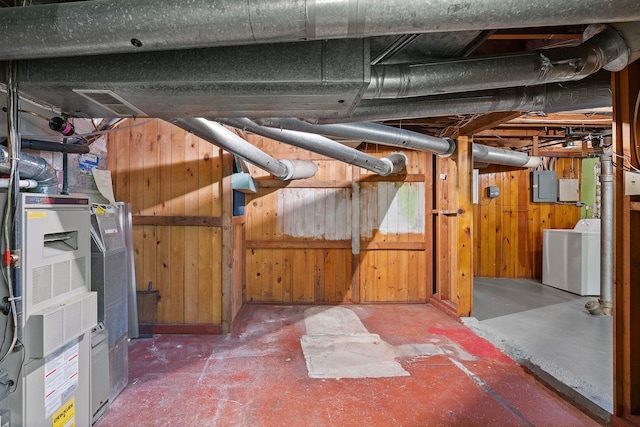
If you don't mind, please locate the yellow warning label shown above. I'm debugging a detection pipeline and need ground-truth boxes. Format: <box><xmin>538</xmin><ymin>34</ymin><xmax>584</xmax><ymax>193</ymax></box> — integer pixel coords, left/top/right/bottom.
<box><xmin>52</xmin><ymin>397</ymin><xmax>75</xmax><ymax>427</ymax></box>
<box><xmin>27</xmin><ymin>211</ymin><xmax>46</xmax><ymax>219</ymax></box>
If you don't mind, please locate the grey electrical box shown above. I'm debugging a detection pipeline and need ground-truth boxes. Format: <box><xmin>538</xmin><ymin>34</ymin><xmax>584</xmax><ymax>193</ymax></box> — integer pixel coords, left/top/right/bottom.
<box><xmin>486</xmin><ymin>186</ymin><xmax>500</xmax><ymax>199</ymax></box>
<box><xmin>558</xmin><ymin>178</ymin><xmax>579</xmax><ymax>201</ymax></box>
<box><xmin>531</xmin><ymin>171</ymin><xmax>558</xmax><ymax>202</ymax></box>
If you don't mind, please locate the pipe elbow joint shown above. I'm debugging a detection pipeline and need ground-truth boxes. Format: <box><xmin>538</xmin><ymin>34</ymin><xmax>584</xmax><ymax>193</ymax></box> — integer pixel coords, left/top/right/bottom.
<box><xmin>379</xmin><ymin>152</ymin><xmax>408</xmax><ymax>176</ymax></box>
<box><xmin>583</xmin><ymin>24</ymin><xmax>630</xmax><ymax>72</ymax></box>
<box><xmin>438</xmin><ymin>138</ymin><xmax>457</xmax><ymax>158</ymax></box>
<box><xmin>280</xmin><ymin>159</ymin><xmax>318</xmax><ymax>180</ymax></box>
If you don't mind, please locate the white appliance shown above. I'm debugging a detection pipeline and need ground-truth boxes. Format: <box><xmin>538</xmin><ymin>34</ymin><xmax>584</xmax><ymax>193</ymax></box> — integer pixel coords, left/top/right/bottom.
<box><xmin>542</xmin><ymin>219</ymin><xmax>600</xmax><ymax>296</ymax></box>
<box><xmin>0</xmin><ymin>193</ymin><xmax>96</xmax><ymax>427</ymax></box>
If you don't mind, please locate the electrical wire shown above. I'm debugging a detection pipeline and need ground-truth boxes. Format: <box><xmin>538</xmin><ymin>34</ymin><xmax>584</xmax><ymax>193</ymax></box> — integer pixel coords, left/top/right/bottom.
<box><xmin>0</xmin><ymin>307</ymin><xmax>10</xmax><ymax>354</ymax></box>
<box><xmin>9</xmin><ymin>340</ymin><xmax>24</xmax><ymax>393</ymax></box>
<box><xmin>612</xmin><ymin>152</ymin><xmax>640</xmax><ymax>173</ymax></box>
<box><xmin>633</xmin><ymin>88</ymin><xmax>640</xmax><ymax>166</ymax></box>
<box><xmin>1</xmin><ymin>61</ymin><xmax>21</xmax><ymax>364</ymax></box>
<box><xmin>18</xmin><ymin>118</ymin><xmax>154</xmax><ymax>142</ymax></box>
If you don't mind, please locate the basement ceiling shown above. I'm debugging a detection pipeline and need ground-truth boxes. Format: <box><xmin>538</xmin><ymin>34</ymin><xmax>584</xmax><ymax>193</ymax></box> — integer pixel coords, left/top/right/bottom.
<box><xmin>1</xmin><ymin>0</ymin><xmax>636</xmax><ymax>156</ymax></box>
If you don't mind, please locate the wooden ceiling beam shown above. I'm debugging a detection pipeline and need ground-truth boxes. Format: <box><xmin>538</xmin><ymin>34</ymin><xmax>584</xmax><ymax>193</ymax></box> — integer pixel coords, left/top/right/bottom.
<box><xmin>457</xmin><ymin>111</ymin><xmax>523</xmax><ymax>136</ymax></box>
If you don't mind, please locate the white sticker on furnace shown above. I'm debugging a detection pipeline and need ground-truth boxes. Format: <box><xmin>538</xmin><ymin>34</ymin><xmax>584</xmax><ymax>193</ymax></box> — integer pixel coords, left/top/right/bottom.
<box><xmin>44</xmin><ymin>342</ymin><xmax>79</xmax><ymax>419</ymax></box>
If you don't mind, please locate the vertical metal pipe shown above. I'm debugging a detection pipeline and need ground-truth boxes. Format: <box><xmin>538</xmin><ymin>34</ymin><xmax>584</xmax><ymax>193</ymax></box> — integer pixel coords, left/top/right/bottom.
<box><xmin>62</xmin><ymin>138</ymin><xmax>69</xmax><ymax>195</ymax></box>
<box><xmin>599</xmin><ymin>152</ymin><xmax>614</xmax><ymax>315</ymax></box>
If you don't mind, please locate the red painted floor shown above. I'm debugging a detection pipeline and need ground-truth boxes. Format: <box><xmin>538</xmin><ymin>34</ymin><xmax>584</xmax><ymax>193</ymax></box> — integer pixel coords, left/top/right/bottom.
<box><xmin>95</xmin><ymin>304</ymin><xmax>601</xmax><ymax>426</ymax></box>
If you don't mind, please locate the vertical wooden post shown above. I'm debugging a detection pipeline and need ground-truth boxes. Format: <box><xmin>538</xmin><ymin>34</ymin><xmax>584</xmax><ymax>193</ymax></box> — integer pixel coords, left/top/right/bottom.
<box><xmin>424</xmin><ymin>152</ymin><xmax>434</xmax><ymax>299</ymax></box>
<box><xmin>455</xmin><ymin>136</ymin><xmax>474</xmax><ymax>317</ymax></box>
<box><xmin>532</xmin><ymin>135</ymin><xmax>539</xmax><ymax>157</ymax></box>
<box><xmin>221</xmin><ymin>151</ymin><xmax>234</xmax><ymax>333</ymax></box>
<box><xmin>612</xmin><ymin>61</ymin><xmax>640</xmax><ymax>422</ymax></box>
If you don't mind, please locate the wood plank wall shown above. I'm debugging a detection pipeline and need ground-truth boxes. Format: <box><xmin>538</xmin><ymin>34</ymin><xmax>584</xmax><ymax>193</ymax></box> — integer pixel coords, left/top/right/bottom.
<box><xmin>358</xmin><ymin>144</ymin><xmax>432</xmax><ymax>303</ymax></box>
<box><xmin>612</xmin><ymin>63</ymin><xmax>640</xmax><ymax>423</ymax></box>
<box><xmin>473</xmin><ymin>158</ymin><xmax>582</xmax><ymax>279</ymax></box>
<box><xmin>431</xmin><ymin>137</ymin><xmax>474</xmax><ymax>317</ymax></box>
<box><xmin>107</xmin><ymin>119</ymin><xmax>224</xmax><ymax>326</ymax></box>
<box><xmin>242</xmin><ymin>133</ymin><xmax>433</xmax><ymax>303</ymax></box>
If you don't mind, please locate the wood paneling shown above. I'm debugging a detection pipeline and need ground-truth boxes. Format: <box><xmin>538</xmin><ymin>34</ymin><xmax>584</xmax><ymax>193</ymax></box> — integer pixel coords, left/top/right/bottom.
<box><xmin>243</xmin><ymin>138</ymin><xmax>433</xmax><ymax>304</ymax></box>
<box><xmin>107</xmin><ymin>119</ymin><xmax>224</xmax><ymax>325</ymax></box>
<box><xmin>612</xmin><ymin>63</ymin><xmax>640</xmax><ymax>423</ymax></box>
<box><xmin>432</xmin><ymin>137</ymin><xmax>473</xmax><ymax>317</ymax></box>
<box><xmin>246</xmin><ymin>248</ymin><xmax>353</xmax><ymax>303</ymax></box>
<box><xmin>473</xmin><ymin>159</ymin><xmax>582</xmax><ymax>279</ymax></box>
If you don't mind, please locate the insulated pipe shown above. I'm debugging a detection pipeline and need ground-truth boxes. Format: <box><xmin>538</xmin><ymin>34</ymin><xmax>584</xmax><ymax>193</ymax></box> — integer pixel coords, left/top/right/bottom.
<box><xmin>259</xmin><ymin>118</ymin><xmax>540</xmax><ymax>168</ymax></box>
<box><xmin>0</xmin><ymin>145</ymin><xmax>59</xmax><ymax>194</ymax></box>
<box><xmin>0</xmin><ymin>179</ymin><xmax>38</xmax><ymax>189</ymax></box>
<box><xmin>219</xmin><ymin>118</ymin><xmax>407</xmax><ymax>176</ymax></box>
<box><xmin>586</xmin><ymin>153</ymin><xmax>614</xmax><ymax>316</ymax></box>
<box><xmin>24</xmin><ymin>139</ymin><xmax>90</xmax><ymax>154</ymax></box>
<box><xmin>333</xmin><ymin>79</ymin><xmax>612</xmax><ymax>123</ymax></box>
<box><xmin>170</xmin><ymin>118</ymin><xmax>317</xmax><ymax>180</ymax></box>
<box><xmin>256</xmin><ymin>118</ymin><xmax>456</xmax><ymax>157</ymax></box>
<box><xmin>1</xmin><ymin>1</ymin><xmax>640</xmax><ymax>60</ymax></box>
<box><xmin>472</xmin><ymin>144</ymin><xmax>541</xmax><ymax>168</ymax></box>
<box><xmin>365</xmin><ymin>25</ymin><xmax>631</xmax><ymax>99</ymax></box>
<box><xmin>0</xmin><ymin>139</ymin><xmax>91</xmax><ymax>154</ymax></box>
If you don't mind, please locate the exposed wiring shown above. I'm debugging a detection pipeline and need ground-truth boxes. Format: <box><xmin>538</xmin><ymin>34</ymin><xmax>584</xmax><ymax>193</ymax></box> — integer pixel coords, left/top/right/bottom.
<box><xmin>554</xmin><ymin>201</ymin><xmax>583</xmax><ymax>205</ymax></box>
<box><xmin>1</xmin><ymin>61</ymin><xmax>20</xmax><ymax>363</ymax></box>
<box><xmin>612</xmin><ymin>152</ymin><xmax>640</xmax><ymax>173</ymax></box>
<box><xmin>18</xmin><ymin>118</ymin><xmax>154</xmax><ymax>142</ymax></box>
<box><xmin>633</xmin><ymin>88</ymin><xmax>640</xmax><ymax>166</ymax></box>
<box><xmin>478</xmin><ymin>197</ymin><xmax>494</xmax><ymax>207</ymax></box>
<box><xmin>8</xmin><ymin>340</ymin><xmax>24</xmax><ymax>393</ymax></box>
<box><xmin>1</xmin><ymin>107</ymin><xmax>49</xmax><ymax>122</ymax></box>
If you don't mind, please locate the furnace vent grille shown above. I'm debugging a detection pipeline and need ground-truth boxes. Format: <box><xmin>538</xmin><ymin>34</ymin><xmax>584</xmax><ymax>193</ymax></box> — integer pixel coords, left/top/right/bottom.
<box><xmin>53</xmin><ymin>260</ymin><xmax>70</xmax><ymax>297</ymax></box>
<box><xmin>32</xmin><ymin>264</ymin><xmax>51</xmax><ymax>305</ymax></box>
<box><xmin>72</xmin><ymin>89</ymin><xmax>147</xmax><ymax>117</ymax></box>
<box><xmin>71</xmin><ymin>257</ymin><xmax>86</xmax><ymax>290</ymax></box>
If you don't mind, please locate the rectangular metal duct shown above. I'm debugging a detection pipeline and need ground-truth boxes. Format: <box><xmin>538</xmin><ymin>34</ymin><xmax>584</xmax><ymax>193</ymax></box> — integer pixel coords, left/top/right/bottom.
<box><xmin>17</xmin><ymin>39</ymin><xmax>369</xmax><ymax>119</ymax></box>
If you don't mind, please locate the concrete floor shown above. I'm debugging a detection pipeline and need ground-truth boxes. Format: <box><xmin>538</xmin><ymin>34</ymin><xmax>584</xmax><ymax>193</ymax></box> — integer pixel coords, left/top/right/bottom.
<box><xmin>96</xmin><ymin>304</ymin><xmax>598</xmax><ymax>426</ymax></box>
<box><xmin>468</xmin><ymin>277</ymin><xmax>613</xmax><ymax>419</ymax></box>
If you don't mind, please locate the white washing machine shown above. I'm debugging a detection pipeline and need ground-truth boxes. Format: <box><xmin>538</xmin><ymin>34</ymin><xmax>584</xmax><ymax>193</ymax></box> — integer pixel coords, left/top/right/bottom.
<box><xmin>542</xmin><ymin>219</ymin><xmax>600</xmax><ymax>296</ymax></box>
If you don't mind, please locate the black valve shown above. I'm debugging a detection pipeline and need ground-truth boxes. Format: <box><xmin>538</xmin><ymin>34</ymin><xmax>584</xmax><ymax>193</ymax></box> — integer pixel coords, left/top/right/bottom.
<box><xmin>48</xmin><ymin>116</ymin><xmax>75</xmax><ymax>136</ymax></box>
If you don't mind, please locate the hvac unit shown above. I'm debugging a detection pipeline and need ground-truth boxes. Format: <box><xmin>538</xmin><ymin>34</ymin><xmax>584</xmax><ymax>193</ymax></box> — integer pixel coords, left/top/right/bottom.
<box><xmin>0</xmin><ymin>194</ymin><xmax>96</xmax><ymax>427</ymax></box>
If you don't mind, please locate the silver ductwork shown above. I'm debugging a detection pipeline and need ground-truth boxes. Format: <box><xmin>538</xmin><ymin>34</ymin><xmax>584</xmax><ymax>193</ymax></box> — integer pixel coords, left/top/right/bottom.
<box><xmin>335</xmin><ymin>79</ymin><xmax>612</xmax><ymax>123</ymax></box>
<box><xmin>0</xmin><ymin>145</ymin><xmax>59</xmax><ymax>194</ymax></box>
<box><xmin>257</xmin><ymin>118</ymin><xmax>541</xmax><ymax>168</ymax></box>
<box><xmin>365</xmin><ymin>24</ymin><xmax>631</xmax><ymax>99</ymax></box>
<box><xmin>1</xmin><ymin>0</ymin><xmax>640</xmax><ymax>60</ymax></box>
<box><xmin>170</xmin><ymin>118</ymin><xmax>318</xmax><ymax>181</ymax></box>
<box><xmin>472</xmin><ymin>144</ymin><xmax>541</xmax><ymax>168</ymax></box>
<box><xmin>218</xmin><ymin>118</ymin><xmax>407</xmax><ymax>176</ymax></box>
<box><xmin>256</xmin><ymin>118</ymin><xmax>456</xmax><ymax>157</ymax></box>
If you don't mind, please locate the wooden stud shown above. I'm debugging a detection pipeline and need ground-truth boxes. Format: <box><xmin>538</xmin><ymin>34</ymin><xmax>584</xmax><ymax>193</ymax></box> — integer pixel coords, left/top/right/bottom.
<box><xmin>221</xmin><ymin>152</ymin><xmax>234</xmax><ymax>332</ymax></box>
<box><xmin>132</xmin><ymin>215</ymin><xmax>223</xmax><ymax>227</ymax></box>
<box><xmin>612</xmin><ymin>62</ymin><xmax>640</xmax><ymax>422</ymax></box>
<box><xmin>532</xmin><ymin>135</ymin><xmax>539</xmax><ymax>157</ymax></box>
<box><xmin>455</xmin><ymin>136</ymin><xmax>474</xmax><ymax>317</ymax></box>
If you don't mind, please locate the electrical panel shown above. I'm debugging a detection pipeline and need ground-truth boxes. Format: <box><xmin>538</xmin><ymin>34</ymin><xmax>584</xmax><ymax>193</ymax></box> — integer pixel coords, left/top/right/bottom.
<box><xmin>531</xmin><ymin>171</ymin><xmax>558</xmax><ymax>202</ymax></box>
<box><xmin>624</xmin><ymin>171</ymin><xmax>640</xmax><ymax>196</ymax></box>
<box><xmin>558</xmin><ymin>178</ymin><xmax>580</xmax><ymax>201</ymax></box>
